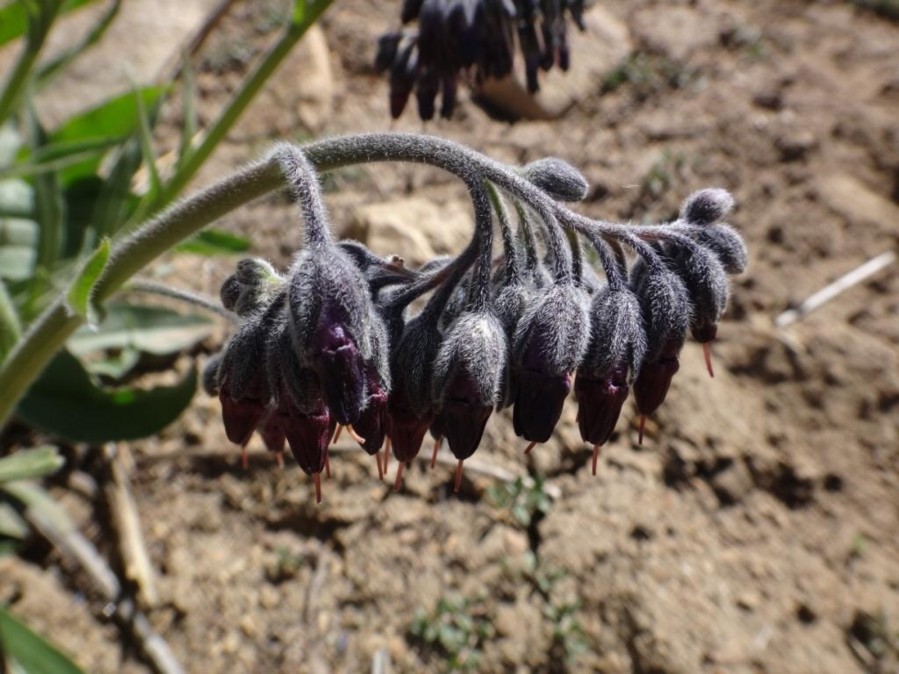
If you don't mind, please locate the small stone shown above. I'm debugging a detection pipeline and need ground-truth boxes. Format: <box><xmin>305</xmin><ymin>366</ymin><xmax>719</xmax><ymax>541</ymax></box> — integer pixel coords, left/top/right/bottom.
<box><xmin>710</xmin><ymin>461</ymin><xmax>754</xmax><ymax>506</ymax></box>
<box><xmin>736</xmin><ymin>591</ymin><xmax>759</xmax><ymax>611</ymax></box>
<box><xmin>349</xmin><ymin>197</ymin><xmax>471</xmax><ymax>267</ymax></box>
<box><xmin>776</xmin><ymin>129</ymin><xmax>817</xmax><ymax>161</ymax></box>
<box><xmin>259</xmin><ymin>585</ymin><xmax>279</xmax><ymax>609</ymax></box>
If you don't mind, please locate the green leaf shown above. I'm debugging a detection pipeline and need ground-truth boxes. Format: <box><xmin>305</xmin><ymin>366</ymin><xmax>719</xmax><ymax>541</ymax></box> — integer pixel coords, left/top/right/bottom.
<box><xmin>0</xmin><ymin>606</ymin><xmax>87</xmax><ymax>674</ymax></box>
<box><xmin>84</xmin><ymin>345</ymin><xmax>140</xmax><ymax>380</ymax></box>
<box><xmin>26</xmin><ymin>105</ymin><xmax>65</xmax><ymax>275</ymax></box>
<box><xmin>0</xmin><ymin>502</ymin><xmax>28</xmax><ymax>539</ymax></box>
<box><xmin>177</xmin><ymin>53</ymin><xmax>198</xmax><ymax>169</ymax></box>
<box><xmin>66</xmin><ymin>237</ymin><xmax>109</xmax><ymax>323</ymax></box>
<box><xmin>36</xmin><ymin>0</ymin><xmax>121</xmax><ymax>86</ymax></box>
<box><xmin>175</xmin><ymin>229</ymin><xmax>251</xmax><ymax>256</ymax></box>
<box><xmin>16</xmin><ymin>349</ymin><xmax>198</xmax><ymax>443</ymax></box>
<box><xmin>292</xmin><ymin>0</ymin><xmax>308</xmax><ymax>25</ymax></box>
<box><xmin>133</xmin><ymin>85</ymin><xmax>161</xmax><ymax>198</ymax></box>
<box><xmin>0</xmin><ymin>215</ymin><xmax>38</xmax><ymax>284</ymax></box>
<box><xmin>90</xmin><ymin>136</ymin><xmax>143</xmax><ymax>238</ymax></box>
<box><xmin>50</xmin><ymin>86</ymin><xmax>167</xmax><ymax>147</ymax></box>
<box><xmin>1</xmin><ymin>135</ymin><xmax>137</xmax><ymax>186</ymax></box>
<box><xmin>67</xmin><ymin>303</ymin><xmax>214</xmax><ymax>356</ymax></box>
<box><xmin>0</xmin><ymin>446</ymin><xmax>63</xmax><ymax>483</ymax></box>
<box><xmin>0</xmin><ymin>0</ymin><xmax>99</xmax><ymax>48</ymax></box>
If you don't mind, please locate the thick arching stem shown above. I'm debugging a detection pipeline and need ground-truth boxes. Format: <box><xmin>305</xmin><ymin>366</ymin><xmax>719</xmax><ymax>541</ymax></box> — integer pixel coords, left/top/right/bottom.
<box><xmin>272</xmin><ymin>143</ymin><xmax>333</xmax><ymax>247</ymax></box>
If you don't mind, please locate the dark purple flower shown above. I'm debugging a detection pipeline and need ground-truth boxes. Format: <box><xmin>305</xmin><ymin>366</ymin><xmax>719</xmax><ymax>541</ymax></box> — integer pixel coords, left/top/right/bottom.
<box><xmin>309</xmin><ymin>319</ymin><xmax>365</xmax><ymax>426</ymax></box>
<box><xmin>510</xmin><ymin>282</ymin><xmax>590</xmax><ymax>446</ymax></box>
<box><xmin>575</xmin><ymin>367</ymin><xmax>629</xmax><ymax>474</ymax></box>
<box><xmin>388</xmin><ymin>389</ymin><xmax>435</xmax><ymax>466</ymax></box>
<box><xmin>288</xmin><ymin>246</ymin><xmax>379</xmax><ymax>428</ymax></box>
<box><xmin>512</xmin><ymin>368</ymin><xmax>572</xmax><ymax>445</ymax></box>
<box><xmin>352</xmin><ymin>369</ymin><xmax>389</xmax><ymax>457</ymax></box>
<box><xmin>633</xmin><ymin>340</ymin><xmax>681</xmax><ymax>443</ymax></box>
<box><xmin>216</xmin><ymin>293</ymin><xmax>284</xmax><ymax>452</ymax></box>
<box><xmin>219</xmin><ymin>376</ymin><xmax>267</xmax><ymax>448</ymax></box>
<box><xmin>575</xmin><ymin>286</ymin><xmax>645</xmax><ymax>466</ymax></box>
<box><xmin>432</xmin><ymin>313</ymin><xmax>506</xmax><ymax>460</ymax></box>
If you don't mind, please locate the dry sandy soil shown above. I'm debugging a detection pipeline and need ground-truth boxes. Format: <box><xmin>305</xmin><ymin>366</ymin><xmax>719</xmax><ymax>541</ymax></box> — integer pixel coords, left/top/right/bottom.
<box><xmin>2</xmin><ymin>0</ymin><xmax>899</xmax><ymax>673</ymax></box>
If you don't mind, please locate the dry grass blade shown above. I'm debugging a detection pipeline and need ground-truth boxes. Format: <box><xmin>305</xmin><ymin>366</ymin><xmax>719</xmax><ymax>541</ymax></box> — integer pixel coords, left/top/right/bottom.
<box><xmin>775</xmin><ymin>251</ymin><xmax>896</xmax><ymax>328</ymax></box>
<box><xmin>104</xmin><ymin>444</ymin><xmax>159</xmax><ymax>607</ymax></box>
<box><xmin>4</xmin><ymin>481</ymin><xmax>184</xmax><ymax>674</ymax></box>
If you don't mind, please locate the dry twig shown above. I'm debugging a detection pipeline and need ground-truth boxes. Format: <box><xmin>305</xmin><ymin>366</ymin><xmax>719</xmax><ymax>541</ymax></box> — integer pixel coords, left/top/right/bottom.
<box><xmin>775</xmin><ymin>251</ymin><xmax>896</xmax><ymax>328</ymax></box>
<box><xmin>103</xmin><ymin>444</ymin><xmax>159</xmax><ymax>607</ymax></box>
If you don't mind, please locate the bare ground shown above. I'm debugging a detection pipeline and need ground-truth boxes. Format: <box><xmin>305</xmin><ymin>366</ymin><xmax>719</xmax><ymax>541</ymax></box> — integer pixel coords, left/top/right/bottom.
<box><xmin>2</xmin><ymin>1</ymin><xmax>899</xmax><ymax>673</ymax></box>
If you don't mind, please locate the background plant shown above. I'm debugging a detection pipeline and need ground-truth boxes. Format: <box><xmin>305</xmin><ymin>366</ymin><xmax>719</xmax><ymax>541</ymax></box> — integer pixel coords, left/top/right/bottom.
<box><xmin>0</xmin><ymin>1</ymin><xmax>331</xmax><ymax>670</ymax></box>
<box><xmin>0</xmin><ymin>0</ymin><xmax>332</xmax><ymax>446</ymax></box>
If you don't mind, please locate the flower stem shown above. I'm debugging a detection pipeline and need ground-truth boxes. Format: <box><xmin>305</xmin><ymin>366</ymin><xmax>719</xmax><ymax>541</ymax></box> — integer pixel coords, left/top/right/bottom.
<box><xmin>0</xmin><ymin>131</ymin><xmax>693</xmax><ymax>431</ymax></box>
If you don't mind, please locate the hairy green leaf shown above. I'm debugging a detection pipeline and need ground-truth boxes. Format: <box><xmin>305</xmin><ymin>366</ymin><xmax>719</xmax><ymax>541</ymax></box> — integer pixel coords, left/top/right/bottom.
<box><xmin>16</xmin><ymin>349</ymin><xmax>197</xmax><ymax>443</ymax></box>
<box><xmin>67</xmin><ymin>302</ymin><xmax>214</xmax><ymax>356</ymax></box>
<box><xmin>66</xmin><ymin>237</ymin><xmax>109</xmax><ymax>322</ymax></box>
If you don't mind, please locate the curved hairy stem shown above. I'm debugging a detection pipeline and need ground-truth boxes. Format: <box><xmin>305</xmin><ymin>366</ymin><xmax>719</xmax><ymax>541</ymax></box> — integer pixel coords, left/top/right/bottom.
<box><xmin>0</xmin><ymin>132</ymin><xmax>690</xmax><ymax>430</ymax></box>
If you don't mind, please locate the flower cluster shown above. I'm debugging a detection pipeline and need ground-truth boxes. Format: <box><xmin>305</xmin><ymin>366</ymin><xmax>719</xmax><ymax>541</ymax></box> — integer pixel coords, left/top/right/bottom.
<box><xmin>204</xmin><ymin>134</ymin><xmax>747</xmax><ymax>502</ymax></box>
<box><xmin>375</xmin><ymin>0</ymin><xmax>588</xmax><ymax>120</ymax></box>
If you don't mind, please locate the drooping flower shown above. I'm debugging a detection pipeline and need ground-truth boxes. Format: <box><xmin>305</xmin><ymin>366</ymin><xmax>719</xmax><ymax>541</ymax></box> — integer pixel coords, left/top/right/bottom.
<box><xmin>575</xmin><ymin>285</ymin><xmax>645</xmax><ymax>471</ymax></box>
<box><xmin>432</xmin><ymin>312</ymin><xmax>507</xmax><ymax>463</ymax></box>
<box><xmin>510</xmin><ymin>281</ymin><xmax>590</xmax><ymax>447</ymax></box>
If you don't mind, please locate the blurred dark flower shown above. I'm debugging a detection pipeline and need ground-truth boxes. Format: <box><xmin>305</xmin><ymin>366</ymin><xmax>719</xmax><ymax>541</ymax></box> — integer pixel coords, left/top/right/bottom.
<box><xmin>376</xmin><ymin>0</ymin><xmax>589</xmax><ymax>120</ymax></box>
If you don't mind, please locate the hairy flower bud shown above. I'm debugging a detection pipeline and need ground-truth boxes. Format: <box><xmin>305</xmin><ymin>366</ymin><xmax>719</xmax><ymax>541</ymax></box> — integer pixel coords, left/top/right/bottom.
<box><xmin>349</xmin><ymin>317</ymin><xmax>391</xmax><ymax>455</ymax></box>
<box><xmin>432</xmin><ymin>312</ymin><xmax>507</xmax><ymax>460</ymax></box>
<box><xmin>629</xmin><ymin>263</ymin><xmax>690</xmax><ymax>425</ymax></box>
<box><xmin>388</xmin><ymin>312</ymin><xmax>443</xmax><ymax>462</ymax></box>
<box><xmin>693</xmin><ymin>224</ymin><xmax>748</xmax><ymax>275</ymax></box>
<box><xmin>220</xmin><ymin>258</ymin><xmax>284</xmax><ymax>317</ymax></box>
<box><xmin>663</xmin><ymin>240</ymin><xmax>729</xmax><ymax>343</ymax></box>
<box><xmin>219</xmin><ymin>275</ymin><xmax>241</xmax><ymax>312</ymax></box>
<box><xmin>201</xmin><ymin>353</ymin><xmax>222</xmax><ymax>396</ymax></box>
<box><xmin>265</xmin><ymin>321</ymin><xmax>334</xmax><ymax>479</ymax></box>
<box><xmin>523</xmin><ymin>158</ymin><xmax>589</xmax><ymax>202</ymax></box>
<box><xmin>631</xmin><ymin>263</ymin><xmax>690</xmax><ymax>362</ymax></box>
<box><xmin>511</xmin><ymin>282</ymin><xmax>590</xmax><ymax>443</ymax></box>
<box><xmin>681</xmin><ymin>188</ymin><xmax>734</xmax><ymax>226</ymax></box>
<box><xmin>575</xmin><ymin>287</ymin><xmax>645</xmax><ymax>450</ymax></box>
<box><xmin>288</xmin><ymin>246</ymin><xmax>377</xmax><ymax>426</ymax></box>
<box><xmin>216</xmin><ymin>295</ymin><xmax>284</xmax><ymax>445</ymax></box>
